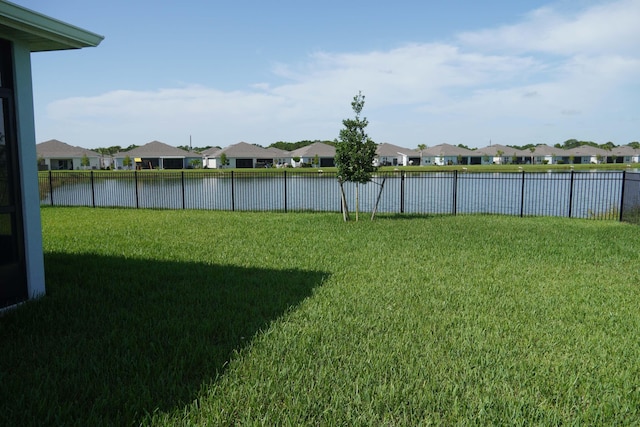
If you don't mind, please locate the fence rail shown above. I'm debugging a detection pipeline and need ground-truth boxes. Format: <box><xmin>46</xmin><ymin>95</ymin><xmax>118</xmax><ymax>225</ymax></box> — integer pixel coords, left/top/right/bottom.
<box><xmin>621</xmin><ymin>172</ymin><xmax>640</xmax><ymax>224</ymax></box>
<box><xmin>38</xmin><ymin>170</ymin><xmax>640</xmax><ymax>223</ymax></box>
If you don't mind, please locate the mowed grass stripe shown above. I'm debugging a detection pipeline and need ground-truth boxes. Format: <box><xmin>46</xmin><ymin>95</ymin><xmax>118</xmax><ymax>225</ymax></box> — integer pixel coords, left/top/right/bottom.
<box><xmin>1</xmin><ymin>208</ymin><xmax>638</xmax><ymax>425</ymax></box>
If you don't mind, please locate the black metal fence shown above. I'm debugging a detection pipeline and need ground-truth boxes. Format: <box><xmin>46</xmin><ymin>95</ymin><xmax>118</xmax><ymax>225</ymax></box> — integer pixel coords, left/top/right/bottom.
<box><xmin>621</xmin><ymin>172</ymin><xmax>640</xmax><ymax>224</ymax></box>
<box><xmin>38</xmin><ymin>170</ymin><xmax>640</xmax><ymax>222</ymax></box>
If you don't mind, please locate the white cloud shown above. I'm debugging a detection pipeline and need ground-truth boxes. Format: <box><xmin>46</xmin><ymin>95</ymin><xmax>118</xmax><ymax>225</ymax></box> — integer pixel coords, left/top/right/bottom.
<box><xmin>458</xmin><ymin>0</ymin><xmax>640</xmax><ymax>56</ymax></box>
<box><xmin>270</xmin><ymin>44</ymin><xmax>540</xmax><ymax>108</ymax></box>
<box><xmin>41</xmin><ymin>0</ymin><xmax>640</xmax><ymax>148</ymax></box>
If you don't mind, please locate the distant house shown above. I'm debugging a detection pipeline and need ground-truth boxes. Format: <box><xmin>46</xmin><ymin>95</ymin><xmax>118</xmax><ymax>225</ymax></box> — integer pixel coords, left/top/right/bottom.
<box><xmin>0</xmin><ymin>2</ymin><xmax>102</xmax><ymax>309</ymax></box>
<box><xmin>476</xmin><ymin>144</ymin><xmax>529</xmax><ymax>165</ymax></box>
<box><xmin>423</xmin><ymin>144</ymin><xmax>477</xmax><ymax>165</ymax></box>
<box><xmin>375</xmin><ymin>143</ymin><xmax>420</xmax><ymax>167</ymax></box>
<box><xmin>528</xmin><ymin>144</ymin><xmax>561</xmax><ymax>165</ymax></box>
<box><xmin>609</xmin><ymin>146</ymin><xmax>639</xmax><ymax>164</ymax></box>
<box><xmin>563</xmin><ymin>146</ymin><xmax>610</xmax><ymax>164</ymax></box>
<box><xmin>202</xmin><ymin>142</ymin><xmax>289</xmax><ymax>169</ymax></box>
<box><xmin>114</xmin><ymin>141</ymin><xmax>189</xmax><ymax>169</ymax></box>
<box><xmin>36</xmin><ymin>139</ymin><xmax>101</xmax><ymax>170</ymax></box>
<box><xmin>184</xmin><ymin>150</ymin><xmax>205</xmax><ymax>168</ymax></box>
<box><xmin>290</xmin><ymin>142</ymin><xmax>335</xmax><ymax>167</ymax></box>
<box><xmin>265</xmin><ymin>147</ymin><xmax>291</xmax><ymax>168</ymax></box>
<box><xmin>200</xmin><ymin>146</ymin><xmax>221</xmax><ymax>168</ymax></box>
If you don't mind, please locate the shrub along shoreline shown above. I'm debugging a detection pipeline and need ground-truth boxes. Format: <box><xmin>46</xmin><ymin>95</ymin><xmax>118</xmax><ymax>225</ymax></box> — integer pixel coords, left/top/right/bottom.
<box><xmin>1</xmin><ymin>208</ymin><xmax>639</xmax><ymax>425</ymax></box>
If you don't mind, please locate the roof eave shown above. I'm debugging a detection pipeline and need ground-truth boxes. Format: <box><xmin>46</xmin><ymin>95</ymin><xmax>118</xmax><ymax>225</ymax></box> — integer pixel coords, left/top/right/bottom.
<box><xmin>0</xmin><ymin>1</ymin><xmax>104</xmax><ymax>52</ymax></box>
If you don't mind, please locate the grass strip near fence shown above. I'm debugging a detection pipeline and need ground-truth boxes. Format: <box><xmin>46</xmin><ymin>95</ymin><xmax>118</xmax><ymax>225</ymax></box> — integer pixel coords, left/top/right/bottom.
<box><xmin>39</xmin><ymin>162</ymin><xmax>636</xmax><ymax>175</ymax></box>
<box><xmin>1</xmin><ymin>208</ymin><xmax>639</xmax><ymax>425</ymax></box>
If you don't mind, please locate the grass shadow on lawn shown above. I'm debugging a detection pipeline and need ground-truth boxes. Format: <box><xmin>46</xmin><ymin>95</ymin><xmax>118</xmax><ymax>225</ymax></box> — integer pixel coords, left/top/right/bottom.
<box><xmin>0</xmin><ymin>252</ymin><xmax>328</xmax><ymax>426</ymax></box>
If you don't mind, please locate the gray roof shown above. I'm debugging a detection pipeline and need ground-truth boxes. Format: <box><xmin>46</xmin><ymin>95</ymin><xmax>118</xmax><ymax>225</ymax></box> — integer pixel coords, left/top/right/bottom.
<box><xmin>200</xmin><ymin>146</ymin><xmax>222</xmax><ymax>156</ymax></box>
<box><xmin>376</xmin><ymin>143</ymin><xmax>419</xmax><ymax>157</ymax></box>
<box><xmin>529</xmin><ymin>144</ymin><xmax>561</xmax><ymax>156</ymax></box>
<box><xmin>290</xmin><ymin>142</ymin><xmax>336</xmax><ymax>158</ymax></box>
<box><xmin>207</xmin><ymin>142</ymin><xmax>274</xmax><ymax>158</ymax></box>
<box><xmin>118</xmin><ymin>141</ymin><xmax>189</xmax><ymax>158</ymax></box>
<box><xmin>423</xmin><ymin>143</ymin><xmax>476</xmax><ymax>157</ymax></box>
<box><xmin>610</xmin><ymin>145</ymin><xmax>640</xmax><ymax>156</ymax></box>
<box><xmin>264</xmin><ymin>147</ymin><xmax>291</xmax><ymax>158</ymax></box>
<box><xmin>476</xmin><ymin>144</ymin><xmax>529</xmax><ymax>156</ymax></box>
<box><xmin>36</xmin><ymin>139</ymin><xmax>99</xmax><ymax>157</ymax></box>
<box><xmin>565</xmin><ymin>145</ymin><xmax>611</xmax><ymax>156</ymax></box>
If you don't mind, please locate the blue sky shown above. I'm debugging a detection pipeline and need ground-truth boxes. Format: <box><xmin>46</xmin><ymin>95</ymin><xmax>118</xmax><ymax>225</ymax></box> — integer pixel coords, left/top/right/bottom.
<box><xmin>17</xmin><ymin>0</ymin><xmax>640</xmax><ymax>149</ymax></box>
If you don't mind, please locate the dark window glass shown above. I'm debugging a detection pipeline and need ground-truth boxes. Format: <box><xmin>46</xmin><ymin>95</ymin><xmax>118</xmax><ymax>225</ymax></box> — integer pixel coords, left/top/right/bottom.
<box><xmin>0</xmin><ymin>39</ymin><xmax>26</xmax><ymax>307</ymax></box>
<box><xmin>0</xmin><ymin>99</ymin><xmax>11</xmax><ymax>207</ymax></box>
<box><xmin>0</xmin><ymin>39</ymin><xmax>13</xmax><ymax>89</ymax></box>
<box><xmin>0</xmin><ymin>213</ymin><xmax>17</xmax><ymax>265</ymax></box>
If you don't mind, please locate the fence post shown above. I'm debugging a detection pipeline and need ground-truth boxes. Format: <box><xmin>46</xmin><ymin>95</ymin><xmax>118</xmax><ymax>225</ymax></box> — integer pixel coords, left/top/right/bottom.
<box><xmin>134</xmin><ymin>170</ymin><xmax>140</xmax><ymax>209</ymax></box>
<box><xmin>452</xmin><ymin>170</ymin><xmax>458</xmax><ymax>216</ymax></box>
<box><xmin>48</xmin><ymin>170</ymin><xmax>54</xmax><ymax>206</ymax></box>
<box><xmin>400</xmin><ymin>171</ymin><xmax>405</xmax><ymax>214</ymax></box>
<box><xmin>231</xmin><ymin>170</ymin><xmax>235</xmax><ymax>212</ymax></box>
<box><xmin>90</xmin><ymin>170</ymin><xmax>96</xmax><ymax>208</ymax></box>
<box><xmin>284</xmin><ymin>170</ymin><xmax>288</xmax><ymax>213</ymax></box>
<box><xmin>520</xmin><ymin>170</ymin><xmax>525</xmax><ymax>217</ymax></box>
<box><xmin>619</xmin><ymin>170</ymin><xmax>626</xmax><ymax>222</ymax></box>
<box><xmin>568</xmin><ymin>170</ymin><xmax>575</xmax><ymax>218</ymax></box>
<box><xmin>181</xmin><ymin>171</ymin><xmax>186</xmax><ymax>210</ymax></box>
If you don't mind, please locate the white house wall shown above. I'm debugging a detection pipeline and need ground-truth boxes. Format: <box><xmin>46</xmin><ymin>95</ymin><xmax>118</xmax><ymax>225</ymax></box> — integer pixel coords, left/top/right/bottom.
<box><xmin>13</xmin><ymin>40</ymin><xmax>45</xmax><ymax>299</ymax></box>
<box><xmin>44</xmin><ymin>156</ymin><xmax>100</xmax><ymax>170</ymax></box>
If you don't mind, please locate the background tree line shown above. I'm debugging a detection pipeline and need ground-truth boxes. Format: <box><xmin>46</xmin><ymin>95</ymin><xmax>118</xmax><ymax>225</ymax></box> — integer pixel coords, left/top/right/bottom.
<box><xmin>458</xmin><ymin>140</ymin><xmax>640</xmax><ymax>151</ymax></box>
<box><xmin>268</xmin><ymin>140</ymin><xmax>335</xmax><ymax>151</ymax></box>
<box><xmin>92</xmin><ymin>138</ymin><xmax>639</xmax><ymax>156</ymax></box>
<box><xmin>511</xmin><ymin>139</ymin><xmax>640</xmax><ymax>151</ymax></box>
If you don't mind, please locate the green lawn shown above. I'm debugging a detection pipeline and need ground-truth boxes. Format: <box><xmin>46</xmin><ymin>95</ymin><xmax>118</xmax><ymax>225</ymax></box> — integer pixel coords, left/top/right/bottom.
<box><xmin>1</xmin><ymin>208</ymin><xmax>639</xmax><ymax>425</ymax></box>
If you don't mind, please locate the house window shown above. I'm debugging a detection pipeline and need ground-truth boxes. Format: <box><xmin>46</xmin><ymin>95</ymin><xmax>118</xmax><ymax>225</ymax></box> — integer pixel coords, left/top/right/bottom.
<box><xmin>236</xmin><ymin>158</ymin><xmax>253</xmax><ymax>168</ymax></box>
<box><xmin>0</xmin><ymin>39</ymin><xmax>27</xmax><ymax>308</ymax></box>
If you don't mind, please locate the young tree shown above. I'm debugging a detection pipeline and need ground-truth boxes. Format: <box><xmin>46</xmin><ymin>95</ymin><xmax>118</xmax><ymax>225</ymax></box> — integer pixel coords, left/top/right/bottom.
<box><xmin>81</xmin><ymin>154</ymin><xmax>90</xmax><ymax>169</ymax></box>
<box><xmin>417</xmin><ymin>144</ymin><xmax>426</xmax><ymax>165</ymax></box>
<box><xmin>123</xmin><ymin>155</ymin><xmax>132</xmax><ymax>170</ymax></box>
<box><xmin>334</xmin><ymin>91</ymin><xmax>377</xmax><ymax>221</ymax></box>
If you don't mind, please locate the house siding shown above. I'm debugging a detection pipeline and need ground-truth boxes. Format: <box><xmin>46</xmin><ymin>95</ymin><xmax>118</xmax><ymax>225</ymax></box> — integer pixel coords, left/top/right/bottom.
<box><xmin>13</xmin><ymin>40</ymin><xmax>45</xmax><ymax>300</ymax></box>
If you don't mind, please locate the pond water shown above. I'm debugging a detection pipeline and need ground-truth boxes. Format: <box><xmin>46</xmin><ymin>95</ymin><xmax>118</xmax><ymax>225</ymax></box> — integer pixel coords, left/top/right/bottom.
<box><xmin>40</xmin><ymin>171</ymin><xmax>627</xmax><ymax>219</ymax></box>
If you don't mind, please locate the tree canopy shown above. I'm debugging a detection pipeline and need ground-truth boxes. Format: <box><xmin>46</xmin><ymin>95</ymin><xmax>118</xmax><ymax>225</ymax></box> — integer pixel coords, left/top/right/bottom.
<box><xmin>269</xmin><ymin>140</ymin><xmax>335</xmax><ymax>151</ymax></box>
<box><xmin>334</xmin><ymin>91</ymin><xmax>377</xmax><ymax>185</ymax></box>
<box><xmin>507</xmin><ymin>143</ymin><xmax>537</xmax><ymax>150</ymax></box>
<box><xmin>508</xmin><ymin>139</ymin><xmax>630</xmax><ymax>151</ymax></box>
<box><xmin>177</xmin><ymin>145</ymin><xmax>212</xmax><ymax>152</ymax></box>
<box><xmin>95</xmin><ymin>146</ymin><xmax>122</xmax><ymax>155</ymax></box>
<box><xmin>552</xmin><ymin>139</ymin><xmax>611</xmax><ymax>150</ymax></box>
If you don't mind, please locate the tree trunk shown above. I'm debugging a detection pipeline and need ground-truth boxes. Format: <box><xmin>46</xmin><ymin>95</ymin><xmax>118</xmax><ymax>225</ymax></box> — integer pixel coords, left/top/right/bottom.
<box><xmin>371</xmin><ymin>178</ymin><xmax>386</xmax><ymax>221</ymax></box>
<box><xmin>355</xmin><ymin>183</ymin><xmax>359</xmax><ymax>222</ymax></box>
<box><xmin>339</xmin><ymin>180</ymin><xmax>350</xmax><ymax>222</ymax></box>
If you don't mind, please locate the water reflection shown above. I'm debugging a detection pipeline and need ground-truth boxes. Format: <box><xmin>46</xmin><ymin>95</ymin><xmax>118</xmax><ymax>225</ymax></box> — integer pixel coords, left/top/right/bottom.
<box><xmin>40</xmin><ymin>171</ymin><xmax>627</xmax><ymax>219</ymax></box>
